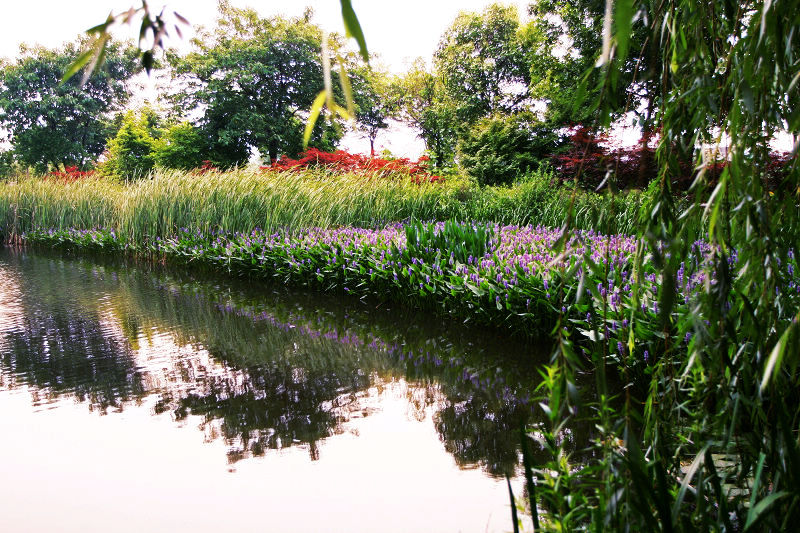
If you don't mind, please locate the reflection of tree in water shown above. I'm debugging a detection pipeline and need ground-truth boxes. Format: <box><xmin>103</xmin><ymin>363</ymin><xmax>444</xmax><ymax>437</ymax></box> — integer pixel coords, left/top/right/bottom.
<box><xmin>2</xmin><ymin>314</ymin><xmax>144</xmax><ymax>412</ymax></box>
<box><xmin>132</xmin><ymin>272</ymin><xmax>565</xmax><ymax>471</ymax></box>
<box><xmin>400</xmin><ymin>350</ymin><xmax>595</xmax><ymax>480</ymax></box>
<box><xmin>163</xmin><ymin>356</ymin><xmax>375</xmax><ymax>463</ymax></box>
<box><xmin>435</xmin><ymin>390</ymin><xmax>528</xmax><ymax>478</ymax></box>
<box><xmin>1</xmin><ymin>248</ymin><xmax>590</xmax><ymax>475</ymax></box>
<box><xmin>0</xmin><ymin>256</ymin><xmax>145</xmax><ymax>413</ymax></box>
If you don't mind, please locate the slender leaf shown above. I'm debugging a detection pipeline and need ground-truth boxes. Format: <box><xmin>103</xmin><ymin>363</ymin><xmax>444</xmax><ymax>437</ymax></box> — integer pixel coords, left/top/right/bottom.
<box><xmin>304</xmin><ymin>90</ymin><xmax>328</xmax><ymax>149</ymax></box>
<box><xmin>340</xmin><ymin>0</ymin><xmax>369</xmax><ymax>62</ymax></box>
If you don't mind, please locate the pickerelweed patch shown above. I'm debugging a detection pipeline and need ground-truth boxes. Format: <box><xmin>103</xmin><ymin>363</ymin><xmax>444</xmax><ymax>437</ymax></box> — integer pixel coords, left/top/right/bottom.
<box><xmin>21</xmin><ymin>222</ymin><xmax>800</xmax><ymax>377</ymax></box>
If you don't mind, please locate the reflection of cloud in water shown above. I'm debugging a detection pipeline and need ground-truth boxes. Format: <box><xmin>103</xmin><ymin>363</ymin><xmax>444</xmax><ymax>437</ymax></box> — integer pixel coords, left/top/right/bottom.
<box><xmin>0</xmin><ymin>247</ymin><xmax>578</xmax><ymax>479</ymax></box>
<box><xmin>0</xmin><ymin>266</ymin><xmax>26</xmax><ymax>355</ymax></box>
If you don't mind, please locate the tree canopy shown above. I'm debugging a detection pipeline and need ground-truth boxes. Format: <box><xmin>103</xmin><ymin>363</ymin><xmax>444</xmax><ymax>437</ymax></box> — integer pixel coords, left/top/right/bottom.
<box><xmin>391</xmin><ymin>60</ymin><xmax>456</xmax><ymax>168</ymax></box>
<box><xmin>434</xmin><ymin>3</ymin><xmax>531</xmax><ymax>128</ymax></box>
<box><xmin>524</xmin><ymin>0</ymin><xmax>660</xmax><ymax>130</ymax></box>
<box><xmin>0</xmin><ymin>40</ymin><xmax>138</xmax><ymax>171</ymax></box>
<box><xmin>167</xmin><ymin>4</ymin><xmax>355</xmax><ymax>165</ymax></box>
<box><xmin>350</xmin><ymin>65</ymin><xmax>392</xmax><ymax>156</ymax></box>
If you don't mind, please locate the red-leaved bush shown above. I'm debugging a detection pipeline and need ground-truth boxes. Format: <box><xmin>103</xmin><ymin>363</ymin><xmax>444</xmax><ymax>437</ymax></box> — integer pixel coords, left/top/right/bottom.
<box><xmin>264</xmin><ymin>149</ymin><xmax>443</xmax><ymax>184</ymax></box>
<box><xmin>195</xmin><ymin>160</ymin><xmax>219</xmax><ymax>174</ymax></box>
<box><xmin>46</xmin><ymin>166</ymin><xmax>96</xmax><ymax>183</ymax></box>
<box><xmin>554</xmin><ymin>127</ymin><xmax>795</xmax><ymax>192</ymax></box>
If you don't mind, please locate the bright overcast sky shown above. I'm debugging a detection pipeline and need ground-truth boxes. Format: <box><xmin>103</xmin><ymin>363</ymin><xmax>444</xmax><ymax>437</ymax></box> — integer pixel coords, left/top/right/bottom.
<box><xmin>2</xmin><ymin>0</ymin><xmax>530</xmax><ymax>72</ymax></box>
<box><xmin>1</xmin><ymin>1</ymin><xmax>531</xmax><ymax>157</ymax></box>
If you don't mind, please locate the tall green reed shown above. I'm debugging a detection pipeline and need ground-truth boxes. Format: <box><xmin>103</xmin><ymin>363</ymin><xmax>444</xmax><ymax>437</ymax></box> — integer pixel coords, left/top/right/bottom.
<box><xmin>0</xmin><ymin>167</ymin><xmax>647</xmax><ymax>243</ymax></box>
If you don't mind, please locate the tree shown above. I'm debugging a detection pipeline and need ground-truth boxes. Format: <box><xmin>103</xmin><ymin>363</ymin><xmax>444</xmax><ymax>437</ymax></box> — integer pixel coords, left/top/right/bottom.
<box><xmin>522</xmin><ymin>0</ymin><xmax>664</xmax><ymax>188</ymax></box>
<box><xmin>350</xmin><ymin>66</ymin><xmax>393</xmax><ymax>156</ymax></box>
<box><xmin>0</xmin><ymin>149</ymin><xmax>16</xmax><ymax>178</ymax></box>
<box><xmin>523</xmin><ymin>0</ymin><xmax>660</xmax><ymax>130</ymax></box>
<box><xmin>167</xmin><ymin>3</ymin><xmax>351</xmax><ymax>166</ymax></box>
<box><xmin>392</xmin><ymin>60</ymin><xmax>456</xmax><ymax>168</ymax></box>
<box><xmin>434</xmin><ymin>3</ymin><xmax>531</xmax><ymax>129</ymax></box>
<box><xmin>154</xmin><ymin>122</ymin><xmax>208</xmax><ymax>170</ymax></box>
<box><xmin>0</xmin><ymin>40</ymin><xmax>139</xmax><ymax>172</ymax></box>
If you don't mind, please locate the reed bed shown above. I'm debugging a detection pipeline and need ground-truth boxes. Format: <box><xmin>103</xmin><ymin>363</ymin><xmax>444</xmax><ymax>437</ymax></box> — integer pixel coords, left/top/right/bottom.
<box><xmin>0</xmin><ymin>167</ymin><xmax>646</xmax><ymax>243</ymax></box>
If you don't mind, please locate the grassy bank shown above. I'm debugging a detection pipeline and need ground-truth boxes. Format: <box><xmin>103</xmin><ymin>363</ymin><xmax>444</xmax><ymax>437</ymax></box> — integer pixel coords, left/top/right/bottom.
<box><xmin>0</xmin><ymin>167</ymin><xmax>647</xmax><ymax>242</ymax></box>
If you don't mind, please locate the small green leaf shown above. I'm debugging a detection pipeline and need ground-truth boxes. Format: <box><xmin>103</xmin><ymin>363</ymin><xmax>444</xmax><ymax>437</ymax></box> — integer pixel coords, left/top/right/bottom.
<box><xmin>745</xmin><ymin>492</ymin><xmax>789</xmax><ymax>531</ymax></box>
<box><xmin>332</xmin><ymin>104</ymin><xmax>351</xmax><ymax>121</ymax></box>
<box><xmin>614</xmin><ymin>0</ymin><xmax>634</xmax><ymax>61</ymax></box>
<box><xmin>86</xmin><ymin>20</ymin><xmax>113</xmax><ymax>35</ymax></box>
<box><xmin>671</xmin><ymin>47</ymin><xmax>679</xmax><ymax>73</ymax></box>
<box><xmin>173</xmin><ymin>11</ymin><xmax>190</xmax><ymax>26</ymax></box>
<box><xmin>337</xmin><ymin>61</ymin><xmax>355</xmax><ymax>116</ymax></box>
<box><xmin>671</xmin><ymin>446</ymin><xmax>708</xmax><ymax>524</ymax></box>
<box><xmin>761</xmin><ymin>313</ymin><xmax>799</xmax><ymax>391</ymax></box>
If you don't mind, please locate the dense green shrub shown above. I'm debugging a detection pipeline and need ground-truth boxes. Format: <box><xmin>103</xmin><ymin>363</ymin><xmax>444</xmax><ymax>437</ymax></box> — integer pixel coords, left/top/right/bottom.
<box><xmin>154</xmin><ymin>123</ymin><xmax>208</xmax><ymax>170</ymax></box>
<box><xmin>458</xmin><ymin>113</ymin><xmax>563</xmax><ymax>186</ymax></box>
<box><xmin>103</xmin><ymin>111</ymin><xmax>161</xmax><ymax>179</ymax></box>
<box><xmin>0</xmin><ymin>150</ymin><xmax>17</xmax><ymax>179</ymax></box>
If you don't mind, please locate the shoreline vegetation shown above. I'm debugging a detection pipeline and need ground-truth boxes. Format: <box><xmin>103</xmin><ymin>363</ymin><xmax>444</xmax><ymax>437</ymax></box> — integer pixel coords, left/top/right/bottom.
<box><xmin>2</xmin><ymin>167</ymin><xmax>797</xmax><ymax>353</ymax></box>
<box><xmin>2</xmin><ymin>0</ymin><xmax>798</xmax><ymax>528</ymax></box>
<box><xmin>0</xmin><ymin>166</ymin><xmax>647</xmax><ymax>240</ymax></box>
<box><xmin>3</xmin><ymin>165</ymin><xmax>800</xmax><ymax>530</ymax></box>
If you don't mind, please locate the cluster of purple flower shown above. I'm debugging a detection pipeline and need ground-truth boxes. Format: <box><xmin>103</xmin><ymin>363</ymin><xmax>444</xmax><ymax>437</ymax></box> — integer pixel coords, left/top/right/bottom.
<box><xmin>22</xmin><ymin>222</ymin><xmax>800</xmax><ymax>367</ymax></box>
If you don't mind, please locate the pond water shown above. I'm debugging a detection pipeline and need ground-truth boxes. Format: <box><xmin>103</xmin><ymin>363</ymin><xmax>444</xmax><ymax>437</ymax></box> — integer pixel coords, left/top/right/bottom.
<box><xmin>0</xmin><ymin>247</ymin><xmax>588</xmax><ymax>532</ymax></box>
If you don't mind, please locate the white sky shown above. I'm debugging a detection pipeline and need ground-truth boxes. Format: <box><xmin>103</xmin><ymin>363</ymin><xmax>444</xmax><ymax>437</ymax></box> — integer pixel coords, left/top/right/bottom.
<box><xmin>1</xmin><ymin>1</ymin><xmax>531</xmax><ymax>158</ymax></box>
<box><xmin>2</xmin><ymin>1</ymin><xmax>531</xmax><ymax>72</ymax></box>
<box><xmin>2</xmin><ymin>2</ymin><xmax>794</xmax><ymax>157</ymax></box>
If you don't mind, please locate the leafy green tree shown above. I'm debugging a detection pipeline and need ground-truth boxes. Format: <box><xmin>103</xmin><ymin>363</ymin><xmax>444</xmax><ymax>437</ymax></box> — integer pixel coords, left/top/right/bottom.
<box><xmin>458</xmin><ymin>113</ymin><xmax>563</xmax><ymax>186</ymax></box>
<box><xmin>154</xmin><ymin>123</ymin><xmax>208</xmax><ymax>170</ymax></box>
<box><xmin>108</xmin><ymin>104</ymin><xmax>165</xmax><ymax>141</ymax></box>
<box><xmin>0</xmin><ymin>40</ymin><xmax>138</xmax><ymax>172</ymax></box>
<box><xmin>69</xmin><ymin>0</ymin><xmax>371</xmax><ymax>133</ymax></box>
<box><xmin>167</xmin><ymin>3</ymin><xmax>349</xmax><ymax>166</ymax></box>
<box><xmin>104</xmin><ymin>111</ymin><xmax>161</xmax><ymax>179</ymax></box>
<box><xmin>434</xmin><ymin>3</ymin><xmax>531</xmax><ymax>128</ymax></box>
<box><xmin>392</xmin><ymin>60</ymin><xmax>456</xmax><ymax>167</ymax></box>
<box><xmin>523</xmin><ymin>0</ymin><xmax>660</xmax><ymax>130</ymax></box>
<box><xmin>351</xmin><ymin>66</ymin><xmax>393</xmax><ymax>156</ymax></box>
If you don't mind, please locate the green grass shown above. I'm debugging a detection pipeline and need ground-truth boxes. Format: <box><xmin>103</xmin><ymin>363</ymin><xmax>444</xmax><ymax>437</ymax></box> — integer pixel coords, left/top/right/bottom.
<box><xmin>0</xmin><ymin>167</ymin><xmax>646</xmax><ymax>243</ymax></box>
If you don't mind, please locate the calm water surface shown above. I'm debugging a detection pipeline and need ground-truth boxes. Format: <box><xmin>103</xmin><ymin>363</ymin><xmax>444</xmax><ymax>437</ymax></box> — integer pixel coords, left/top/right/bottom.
<box><xmin>0</xmin><ymin>247</ymin><xmax>584</xmax><ymax>532</ymax></box>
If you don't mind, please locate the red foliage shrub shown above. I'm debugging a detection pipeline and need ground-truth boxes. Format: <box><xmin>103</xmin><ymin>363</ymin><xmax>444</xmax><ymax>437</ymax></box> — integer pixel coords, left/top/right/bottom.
<box><xmin>553</xmin><ymin>127</ymin><xmax>667</xmax><ymax>190</ymax></box>
<box><xmin>263</xmin><ymin>149</ymin><xmax>443</xmax><ymax>184</ymax></box>
<box><xmin>46</xmin><ymin>166</ymin><xmax>96</xmax><ymax>183</ymax></box>
<box><xmin>196</xmin><ymin>160</ymin><xmax>219</xmax><ymax>174</ymax></box>
<box><xmin>553</xmin><ymin>126</ymin><xmax>795</xmax><ymax>192</ymax></box>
